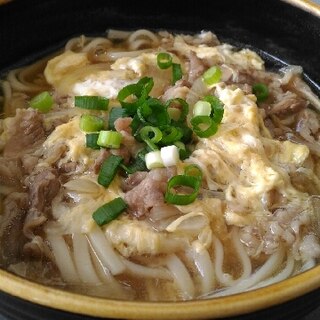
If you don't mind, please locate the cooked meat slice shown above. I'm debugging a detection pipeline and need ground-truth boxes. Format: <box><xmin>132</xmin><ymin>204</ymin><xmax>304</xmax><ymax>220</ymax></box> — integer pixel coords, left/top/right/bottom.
<box><xmin>0</xmin><ymin>157</ymin><xmax>23</xmax><ymax>187</ymax></box>
<box><xmin>3</xmin><ymin>108</ymin><xmax>46</xmax><ymax>157</ymax></box>
<box><xmin>21</xmin><ymin>154</ymin><xmax>39</xmax><ymax>174</ymax></box>
<box><xmin>296</xmin><ymin>109</ymin><xmax>320</xmax><ymax>143</ymax></box>
<box><xmin>93</xmin><ymin>149</ymin><xmax>110</xmax><ymax>174</ymax></box>
<box><xmin>58</xmin><ymin>161</ymin><xmax>77</xmax><ymax>174</ymax></box>
<box><xmin>269</xmin><ymin>92</ymin><xmax>308</xmax><ymax>116</ymax></box>
<box><xmin>23</xmin><ymin>208</ymin><xmax>48</xmax><ymax>239</ymax></box>
<box><xmin>124</xmin><ymin>167</ymin><xmax>176</xmax><ymax>218</ymax></box>
<box><xmin>188</xmin><ymin>52</ymin><xmax>206</xmax><ymax>82</ymax></box>
<box><xmin>114</xmin><ymin>117</ymin><xmax>133</xmax><ymax>134</ymax></box>
<box><xmin>161</xmin><ymin>80</ymin><xmax>190</xmax><ymax>102</ymax></box>
<box><xmin>27</xmin><ymin>168</ymin><xmax>60</xmax><ymax>212</ymax></box>
<box><xmin>121</xmin><ymin>171</ymin><xmax>148</xmax><ymax>192</ymax></box>
<box><xmin>0</xmin><ymin>192</ymin><xmax>28</xmax><ymax>266</ymax></box>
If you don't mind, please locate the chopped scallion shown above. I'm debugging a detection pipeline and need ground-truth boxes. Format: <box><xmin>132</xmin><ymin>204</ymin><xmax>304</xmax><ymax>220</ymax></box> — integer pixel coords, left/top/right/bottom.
<box><xmin>145</xmin><ymin>150</ymin><xmax>164</xmax><ymax>169</ymax></box>
<box><xmin>160</xmin><ymin>145</ymin><xmax>180</xmax><ymax>167</ymax></box>
<box><xmin>165</xmin><ymin>175</ymin><xmax>201</xmax><ymax>205</ymax></box>
<box><xmin>165</xmin><ymin>98</ymin><xmax>189</xmax><ymax>123</ymax></box>
<box><xmin>80</xmin><ymin>114</ymin><xmax>104</xmax><ymax>132</ymax></box>
<box><xmin>108</xmin><ymin>107</ymin><xmax>129</xmax><ymax>130</ymax></box>
<box><xmin>203</xmin><ymin>95</ymin><xmax>224</xmax><ymax>124</ymax></box>
<box><xmin>202</xmin><ymin>66</ymin><xmax>222</xmax><ymax>86</ymax></box>
<box><xmin>160</xmin><ymin>125</ymin><xmax>183</xmax><ymax>145</ymax></box>
<box><xmin>98</xmin><ymin>155</ymin><xmax>123</xmax><ymax>187</ymax></box>
<box><xmin>117</xmin><ymin>83</ymin><xmax>148</xmax><ymax>115</ymax></box>
<box><xmin>139</xmin><ymin>125</ymin><xmax>162</xmax><ymax>151</ymax></box>
<box><xmin>92</xmin><ymin>197</ymin><xmax>127</xmax><ymax>226</ymax></box>
<box><xmin>157</xmin><ymin>52</ymin><xmax>173</xmax><ymax>69</ymax></box>
<box><xmin>75</xmin><ymin>96</ymin><xmax>109</xmax><ymax>110</ymax></box>
<box><xmin>172</xmin><ymin>63</ymin><xmax>183</xmax><ymax>84</ymax></box>
<box><xmin>252</xmin><ymin>83</ymin><xmax>269</xmax><ymax>102</ymax></box>
<box><xmin>86</xmin><ymin>133</ymin><xmax>100</xmax><ymax>149</ymax></box>
<box><xmin>29</xmin><ymin>91</ymin><xmax>53</xmax><ymax>113</ymax></box>
<box><xmin>97</xmin><ymin>130</ymin><xmax>122</xmax><ymax>149</ymax></box>
<box><xmin>193</xmin><ymin>100</ymin><xmax>211</xmax><ymax>117</ymax></box>
<box><xmin>191</xmin><ymin>115</ymin><xmax>218</xmax><ymax>138</ymax></box>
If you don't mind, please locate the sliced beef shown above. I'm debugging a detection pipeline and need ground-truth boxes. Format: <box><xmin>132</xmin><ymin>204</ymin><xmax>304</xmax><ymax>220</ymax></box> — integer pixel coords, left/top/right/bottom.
<box><xmin>23</xmin><ymin>168</ymin><xmax>60</xmax><ymax>238</ymax></box>
<box><xmin>124</xmin><ymin>167</ymin><xmax>176</xmax><ymax>218</ymax></box>
<box><xmin>3</xmin><ymin>108</ymin><xmax>46</xmax><ymax>158</ymax></box>
<box><xmin>93</xmin><ymin>149</ymin><xmax>110</xmax><ymax>174</ymax></box>
<box><xmin>121</xmin><ymin>171</ymin><xmax>148</xmax><ymax>192</ymax></box>
<box><xmin>0</xmin><ymin>192</ymin><xmax>28</xmax><ymax>266</ymax></box>
<box><xmin>0</xmin><ymin>157</ymin><xmax>23</xmax><ymax>188</ymax></box>
<box><xmin>188</xmin><ymin>52</ymin><xmax>206</xmax><ymax>82</ymax></box>
<box><xmin>269</xmin><ymin>92</ymin><xmax>308</xmax><ymax>116</ymax></box>
<box><xmin>27</xmin><ymin>168</ymin><xmax>60</xmax><ymax>212</ymax></box>
<box><xmin>161</xmin><ymin>80</ymin><xmax>190</xmax><ymax>102</ymax></box>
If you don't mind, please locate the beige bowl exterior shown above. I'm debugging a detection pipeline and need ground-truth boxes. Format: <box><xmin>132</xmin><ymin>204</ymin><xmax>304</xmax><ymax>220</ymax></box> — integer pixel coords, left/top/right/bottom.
<box><xmin>1</xmin><ymin>264</ymin><xmax>320</xmax><ymax>319</ymax></box>
<box><xmin>1</xmin><ymin>0</ymin><xmax>320</xmax><ymax>319</ymax></box>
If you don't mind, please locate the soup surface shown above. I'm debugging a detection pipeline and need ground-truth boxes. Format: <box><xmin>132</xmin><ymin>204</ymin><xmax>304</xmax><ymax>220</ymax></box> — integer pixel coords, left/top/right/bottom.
<box><xmin>1</xmin><ymin>29</ymin><xmax>320</xmax><ymax>301</ymax></box>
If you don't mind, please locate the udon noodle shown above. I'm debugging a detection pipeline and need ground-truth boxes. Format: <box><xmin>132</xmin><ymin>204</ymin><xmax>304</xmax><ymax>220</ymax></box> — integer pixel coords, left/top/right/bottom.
<box><xmin>1</xmin><ymin>29</ymin><xmax>320</xmax><ymax>301</ymax></box>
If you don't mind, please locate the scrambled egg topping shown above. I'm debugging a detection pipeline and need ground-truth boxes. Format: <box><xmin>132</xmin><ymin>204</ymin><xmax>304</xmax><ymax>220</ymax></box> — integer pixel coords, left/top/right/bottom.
<box><xmin>43</xmin><ymin>41</ymin><xmax>310</xmax><ymax>256</ymax></box>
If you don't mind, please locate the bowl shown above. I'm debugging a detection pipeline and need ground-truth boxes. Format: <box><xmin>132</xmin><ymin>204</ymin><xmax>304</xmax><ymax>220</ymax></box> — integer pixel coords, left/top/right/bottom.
<box><xmin>1</xmin><ymin>0</ymin><xmax>320</xmax><ymax>319</ymax></box>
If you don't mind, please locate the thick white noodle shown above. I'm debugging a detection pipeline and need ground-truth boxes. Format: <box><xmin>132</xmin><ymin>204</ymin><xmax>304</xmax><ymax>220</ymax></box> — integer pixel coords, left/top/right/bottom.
<box><xmin>208</xmin><ymin>246</ymin><xmax>285</xmax><ymax>298</ymax></box>
<box><xmin>87</xmin><ymin>226</ymin><xmax>125</xmax><ymax>275</ymax></box>
<box><xmin>47</xmin><ymin>234</ymin><xmax>80</xmax><ymax>283</ymax></box>
<box><xmin>7</xmin><ymin>69</ymin><xmax>44</xmax><ymax>92</ymax></box>
<box><xmin>212</xmin><ymin>234</ymin><xmax>235</xmax><ymax>286</ymax></box>
<box><xmin>189</xmin><ymin>242</ymin><xmax>215</xmax><ymax>295</ymax></box>
<box><xmin>128</xmin><ymin>29</ymin><xmax>159</xmax><ymax>48</ymax></box>
<box><xmin>81</xmin><ymin>37</ymin><xmax>112</xmax><ymax>52</ymax></box>
<box><xmin>250</xmin><ymin>252</ymin><xmax>294</xmax><ymax>290</ymax></box>
<box><xmin>231</xmin><ymin>227</ymin><xmax>252</xmax><ymax>281</ymax></box>
<box><xmin>121</xmin><ymin>257</ymin><xmax>172</xmax><ymax>280</ymax></box>
<box><xmin>106</xmin><ymin>49</ymin><xmax>153</xmax><ymax>60</ymax></box>
<box><xmin>166</xmin><ymin>254</ymin><xmax>195</xmax><ymax>300</ymax></box>
<box><xmin>107</xmin><ymin>29</ymin><xmax>132</xmax><ymax>40</ymax></box>
<box><xmin>72</xmin><ymin>233</ymin><xmax>101</xmax><ymax>284</ymax></box>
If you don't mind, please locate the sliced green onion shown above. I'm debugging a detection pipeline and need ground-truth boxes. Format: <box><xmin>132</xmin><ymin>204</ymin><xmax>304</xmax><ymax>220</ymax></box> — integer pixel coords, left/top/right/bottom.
<box><xmin>191</xmin><ymin>115</ymin><xmax>218</xmax><ymax>138</ymax></box>
<box><xmin>86</xmin><ymin>133</ymin><xmax>100</xmax><ymax>149</ymax></box>
<box><xmin>174</xmin><ymin>123</ymin><xmax>193</xmax><ymax>144</ymax></box>
<box><xmin>117</xmin><ymin>83</ymin><xmax>147</xmax><ymax>115</ymax></box>
<box><xmin>139</xmin><ymin>125</ymin><xmax>162</xmax><ymax>151</ymax></box>
<box><xmin>165</xmin><ymin>175</ymin><xmax>201</xmax><ymax>205</ymax></box>
<box><xmin>137</xmin><ymin>98</ymin><xmax>170</xmax><ymax>126</ymax></box>
<box><xmin>98</xmin><ymin>155</ymin><xmax>123</xmax><ymax>187</ymax></box>
<box><xmin>165</xmin><ymin>98</ymin><xmax>189</xmax><ymax>123</ymax></box>
<box><xmin>75</xmin><ymin>96</ymin><xmax>109</xmax><ymax>110</ymax></box>
<box><xmin>121</xmin><ymin>149</ymin><xmax>148</xmax><ymax>174</ymax></box>
<box><xmin>157</xmin><ymin>52</ymin><xmax>173</xmax><ymax>69</ymax></box>
<box><xmin>92</xmin><ymin>197</ymin><xmax>127</xmax><ymax>226</ymax></box>
<box><xmin>252</xmin><ymin>83</ymin><xmax>269</xmax><ymax>102</ymax></box>
<box><xmin>160</xmin><ymin>125</ymin><xmax>183</xmax><ymax>145</ymax></box>
<box><xmin>174</xmin><ymin>141</ymin><xmax>191</xmax><ymax>160</ymax></box>
<box><xmin>80</xmin><ymin>114</ymin><xmax>104</xmax><ymax>132</ymax></box>
<box><xmin>193</xmin><ymin>100</ymin><xmax>211</xmax><ymax>117</ymax></box>
<box><xmin>202</xmin><ymin>66</ymin><xmax>222</xmax><ymax>86</ymax></box>
<box><xmin>203</xmin><ymin>95</ymin><xmax>224</xmax><ymax>124</ymax></box>
<box><xmin>130</xmin><ymin>114</ymin><xmax>143</xmax><ymax>136</ymax></box>
<box><xmin>29</xmin><ymin>91</ymin><xmax>53</xmax><ymax>113</ymax></box>
<box><xmin>108</xmin><ymin>107</ymin><xmax>129</xmax><ymax>130</ymax></box>
<box><xmin>172</xmin><ymin>63</ymin><xmax>183</xmax><ymax>84</ymax></box>
<box><xmin>184</xmin><ymin>164</ymin><xmax>203</xmax><ymax>180</ymax></box>
<box><xmin>145</xmin><ymin>150</ymin><xmax>164</xmax><ymax>170</ymax></box>
<box><xmin>137</xmin><ymin>77</ymin><xmax>154</xmax><ymax>95</ymax></box>
<box><xmin>160</xmin><ymin>145</ymin><xmax>180</xmax><ymax>167</ymax></box>
<box><xmin>97</xmin><ymin>130</ymin><xmax>122</xmax><ymax>149</ymax></box>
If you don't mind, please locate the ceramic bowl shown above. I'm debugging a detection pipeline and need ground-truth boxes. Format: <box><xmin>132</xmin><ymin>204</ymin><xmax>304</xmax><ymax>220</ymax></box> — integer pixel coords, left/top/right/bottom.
<box><xmin>0</xmin><ymin>0</ymin><xmax>320</xmax><ymax>319</ymax></box>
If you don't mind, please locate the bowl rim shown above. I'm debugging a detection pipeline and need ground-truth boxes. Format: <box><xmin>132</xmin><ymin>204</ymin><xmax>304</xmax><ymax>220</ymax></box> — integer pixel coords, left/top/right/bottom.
<box><xmin>1</xmin><ymin>0</ymin><xmax>320</xmax><ymax>319</ymax></box>
<box><xmin>1</xmin><ymin>265</ymin><xmax>320</xmax><ymax>319</ymax></box>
